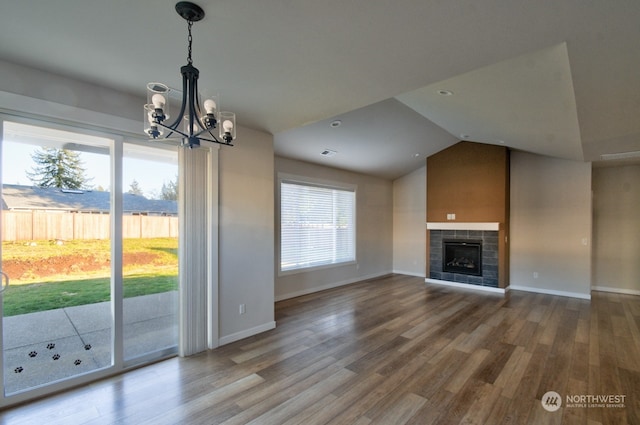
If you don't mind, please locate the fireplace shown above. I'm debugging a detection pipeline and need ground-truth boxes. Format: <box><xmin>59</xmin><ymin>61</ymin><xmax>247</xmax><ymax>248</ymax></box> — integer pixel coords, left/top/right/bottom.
<box><xmin>428</xmin><ymin>228</ymin><xmax>499</xmax><ymax>288</ymax></box>
<box><xmin>443</xmin><ymin>239</ymin><xmax>482</xmax><ymax>276</ymax></box>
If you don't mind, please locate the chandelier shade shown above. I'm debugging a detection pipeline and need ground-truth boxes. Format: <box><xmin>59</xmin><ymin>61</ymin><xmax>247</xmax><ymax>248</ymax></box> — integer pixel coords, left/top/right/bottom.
<box><xmin>143</xmin><ymin>2</ymin><xmax>236</xmax><ymax>148</ymax></box>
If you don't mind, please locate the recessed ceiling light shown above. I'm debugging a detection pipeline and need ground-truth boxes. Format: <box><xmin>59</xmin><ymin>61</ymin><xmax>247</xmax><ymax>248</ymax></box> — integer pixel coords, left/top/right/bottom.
<box><xmin>497</xmin><ymin>140</ymin><xmax>506</xmax><ymax>144</ymax></box>
<box><xmin>330</xmin><ymin>120</ymin><xmax>342</xmax><ymax>128</ymax></box>
<box><xmin>413</xmin><ymin>153</ymin><xmax>421</xmax><ymax>158</ymax></box>
<box><xmin>321</xmin><ymin>149</ymin><xmax>337</xmax><ymax>157</ymax></box>
<box><xmin>437</xmin><ymin>89</ymin><xmax>454</xmax><ymax>96</ymax></box>
<box><xmin>460</xmin><ymin>134</ymin><xmax>470</xmax><ymax>140</ymax></box>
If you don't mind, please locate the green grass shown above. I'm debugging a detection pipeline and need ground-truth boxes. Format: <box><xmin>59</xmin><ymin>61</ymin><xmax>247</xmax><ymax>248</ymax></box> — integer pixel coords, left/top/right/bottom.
<box><xmin>2</xmin><ymin>274</ymin><xmax>178</xmax><ymax>317</ymax></box>
<box><xmin>2</xmin><ymin>238</ymin><xmax>178</xmax><ymax>316</ymax></box>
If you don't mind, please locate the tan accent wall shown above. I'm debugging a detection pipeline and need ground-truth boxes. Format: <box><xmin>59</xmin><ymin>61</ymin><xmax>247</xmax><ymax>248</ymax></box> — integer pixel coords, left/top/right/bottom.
<box><xmin>427</xmin><ymin>142</ymin><xmax>509</xmax><ymax>222</ymax></box>
<box><xmin>426</xmin><ymin>141</ymin><xmax>510</xmax><ymax>287</ymax></box>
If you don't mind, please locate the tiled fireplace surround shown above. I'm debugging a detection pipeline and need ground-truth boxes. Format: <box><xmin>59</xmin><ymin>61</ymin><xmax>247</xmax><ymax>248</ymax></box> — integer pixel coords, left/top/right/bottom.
<box><xmin>428</xmin><ymin>228</ymin><xmax>499</xmax><ymax>288</ymax></box>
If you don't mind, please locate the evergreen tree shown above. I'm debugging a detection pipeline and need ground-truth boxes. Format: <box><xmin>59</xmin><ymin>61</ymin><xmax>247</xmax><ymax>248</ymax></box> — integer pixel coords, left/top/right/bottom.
<box><xmin>26</xmin><ymin>148</ymin><xmax>90</xmax><ymax>189</ymax></box>
<box><xmin>160</xmin><ymin>175</ymin><xmax>178</xmax><ymax>200</ymax></box>
<box><xmin>128</xmin><ymin>179</ymin><xmax>144</xmax><ymax>196</ymax></box>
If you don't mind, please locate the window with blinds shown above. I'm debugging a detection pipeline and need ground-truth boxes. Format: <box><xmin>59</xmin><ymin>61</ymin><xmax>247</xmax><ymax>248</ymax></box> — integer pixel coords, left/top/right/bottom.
<box><xmin>280</xmin><ymin>180</ymin><xmax>356</xmax><ymax>273</ymax></box>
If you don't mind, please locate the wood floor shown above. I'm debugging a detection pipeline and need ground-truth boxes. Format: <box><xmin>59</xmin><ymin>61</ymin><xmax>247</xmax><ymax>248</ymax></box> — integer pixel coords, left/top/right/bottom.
<box><xmin>1</xmin><ymin>274</ymin><xmax>639</xmax><ymax>424</ymax></box>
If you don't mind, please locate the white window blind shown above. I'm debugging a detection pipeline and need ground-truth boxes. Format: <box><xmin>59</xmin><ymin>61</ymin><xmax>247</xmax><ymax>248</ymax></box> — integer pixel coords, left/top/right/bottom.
<box><xmin>280</xmin><ymin>180</ymin><xmax>355</xmax><ymax>272</ymax></box>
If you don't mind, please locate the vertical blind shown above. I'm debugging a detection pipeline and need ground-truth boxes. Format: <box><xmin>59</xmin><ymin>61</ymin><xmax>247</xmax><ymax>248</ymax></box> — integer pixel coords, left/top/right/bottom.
<box><xmin>280</xmin><ymin>181</ymin><xmax>355</xmax><ymax>272</ymax></box>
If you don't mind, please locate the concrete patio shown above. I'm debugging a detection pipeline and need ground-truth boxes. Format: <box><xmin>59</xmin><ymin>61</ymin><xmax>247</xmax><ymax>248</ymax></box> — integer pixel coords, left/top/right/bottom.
<box><xmin>2</xmin><ymin>291</ymin><xmax>178</xmax><ymax>395</ymax></box>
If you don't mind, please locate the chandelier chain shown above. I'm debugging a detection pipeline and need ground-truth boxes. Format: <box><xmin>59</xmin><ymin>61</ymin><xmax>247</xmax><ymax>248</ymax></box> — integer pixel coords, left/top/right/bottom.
<box><xmin>187</xmin><ymin>20</ymin><xmax>193</xmax><ymax>65</ymax></box>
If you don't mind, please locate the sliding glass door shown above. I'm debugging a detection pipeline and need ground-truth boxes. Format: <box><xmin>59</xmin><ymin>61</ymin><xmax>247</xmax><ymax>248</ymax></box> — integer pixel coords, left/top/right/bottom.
<box><xmin>0</xmin><ymin>118</ymin><xmax>178</xmax><ymax>403</ymax></box>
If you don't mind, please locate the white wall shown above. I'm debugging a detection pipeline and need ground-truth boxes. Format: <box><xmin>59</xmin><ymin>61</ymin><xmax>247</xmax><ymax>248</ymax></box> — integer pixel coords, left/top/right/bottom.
<box><xmin>392</xmin><ymin>165</ymin><xmax>426</xmax><ymax>276</ymax></box>
<box><xmin>218</xmin><ymin>127</ymin><xmax>275</xmax><ymax>343</ymax></box>
<box><xmin>274</xmin><ymin>157</ymin><xmax>393</xmax><ymax>300</ymax></box>
<box><xmin>592</xmin><ymin>165</ymin><xmax>640</xmax><ymax>294</ymax></box>
<box><xmin>0</xmin><ymin>59</ymin><xmax>140</xmax><ymax>122</ymax></box>
<box><xmin>510</xmin><ymin>151</ymin><xmax>592</xmax><ymax>298</ymax></box>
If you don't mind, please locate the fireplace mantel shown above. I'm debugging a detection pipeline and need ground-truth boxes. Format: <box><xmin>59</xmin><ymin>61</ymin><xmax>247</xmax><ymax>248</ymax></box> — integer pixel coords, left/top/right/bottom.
<box><xmin>426</xmin><ymin>222</ymin><xmax>499</xmax><ymax>231</ymax></box>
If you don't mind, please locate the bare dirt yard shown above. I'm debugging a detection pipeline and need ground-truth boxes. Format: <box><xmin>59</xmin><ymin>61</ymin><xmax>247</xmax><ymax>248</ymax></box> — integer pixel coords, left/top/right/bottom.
<box><xmin>3</xmin><ymin>252</ymin><xmax>160</xmax><ymax>282</ymax></box>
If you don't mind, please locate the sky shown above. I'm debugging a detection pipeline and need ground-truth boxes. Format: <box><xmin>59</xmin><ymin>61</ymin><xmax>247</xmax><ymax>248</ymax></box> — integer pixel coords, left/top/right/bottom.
<box><xmin>2</xmin><ymin>141</ymin><xmax>178</xmax><ymax>199</ymax></box>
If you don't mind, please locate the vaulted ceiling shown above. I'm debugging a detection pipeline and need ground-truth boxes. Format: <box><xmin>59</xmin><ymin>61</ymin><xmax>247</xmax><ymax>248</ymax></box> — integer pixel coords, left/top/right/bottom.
<box><xmin>1</xmin><ymin>1</ymin><xmax>639</xmax><ymax>179</ymax></box>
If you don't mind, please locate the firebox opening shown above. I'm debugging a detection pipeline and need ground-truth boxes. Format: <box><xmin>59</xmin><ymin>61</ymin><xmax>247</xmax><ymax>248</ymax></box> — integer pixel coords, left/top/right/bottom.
<box><xmin>443</xmin><ymin>239</ymin><xmax>482</xmax><ymax>276</ymax></box>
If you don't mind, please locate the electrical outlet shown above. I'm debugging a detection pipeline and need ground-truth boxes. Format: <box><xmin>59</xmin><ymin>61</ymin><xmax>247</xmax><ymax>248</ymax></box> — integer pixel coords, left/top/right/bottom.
<box><xmin>239</xmin><ymin>304</ymin><xmax>246</xmax><ymax>315</ymax></box>
<box><xmin>533</xmin><ymin>272</ymin><xmax>539</xmax><ymax>279</ymax></box>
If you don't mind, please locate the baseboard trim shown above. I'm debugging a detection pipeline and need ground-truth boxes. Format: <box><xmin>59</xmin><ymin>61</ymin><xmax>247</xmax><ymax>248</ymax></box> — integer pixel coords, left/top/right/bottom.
<box><xmin>425</xmin><ymin>278</ymin><xmax>507</xmax><ymax>294</ymax></box>
<box><xmin>275</xmin><ymin>272</ymin><xmax>392</xmax><ymax>302</ymax></box>
<box><xmin>218</xmin><ymin>321</ymin><xmax>276</xmax><ymax>346</ymax></box>
<box><xmin>592</xmin><ymin>286</ymin><xmax>640</xmax><ymax>296</ymax></box>
<box><xmin>392</xmin><ymin>270</ymin><xmax>426</xmax><ymax>278</ymax></box>
<box><xmin>509</xmin><ymin>285</ymin><xmax>591</xmax><ymax>300</ymax></box>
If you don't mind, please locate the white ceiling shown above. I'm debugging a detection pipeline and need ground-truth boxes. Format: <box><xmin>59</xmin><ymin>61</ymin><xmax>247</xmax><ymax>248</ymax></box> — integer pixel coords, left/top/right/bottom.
<box><xmin>1</xmin><ymin>0</ymin><xmax>639</xmax><ymax>179</ymax></box>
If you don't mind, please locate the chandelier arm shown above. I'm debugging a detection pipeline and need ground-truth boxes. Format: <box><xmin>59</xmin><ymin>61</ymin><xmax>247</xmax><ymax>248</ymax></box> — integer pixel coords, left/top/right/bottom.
<box><xmin>164</xmin><ymin>67</ymin><xmax>191</xmax><ymax>132</ymax></box>
<box><xmin>187</xmin><ymin>76</ymin><xmax>196</xmax><ymax>139</ymax></box>
<box><xmin>155</xmin><ymin>120</ymin><xmax>188</xmax><ymax>139</ymax></box>
<box><xmin>193</xmin><ymin>85</ymin><xmax>207</xmax><ymax>132</ymax></box>
<box><xmin>188</xmin><ymin>73</ymin><xmax>199</xmax><ymax>135</ymax></box>
<box><xmin>193</xmin><ymin>127</ymin><xmax>219</xmax><ymax>141</ymax></box>
<box><xmin>197</xmin><ymin>135</ymin><xmax>234</xmax><ymax>147</ymax></box>
<box><xmin>184</xmin><ymin>64</ymin><xmax>208</xmax><ymax>137</ymax></box>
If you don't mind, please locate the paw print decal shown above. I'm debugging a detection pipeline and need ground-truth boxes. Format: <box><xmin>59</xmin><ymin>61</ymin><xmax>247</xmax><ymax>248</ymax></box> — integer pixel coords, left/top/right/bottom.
<box><xmin>52</xmin><ymin>354</ymin><xmax>61</xmax><ymax>360</ymax></box>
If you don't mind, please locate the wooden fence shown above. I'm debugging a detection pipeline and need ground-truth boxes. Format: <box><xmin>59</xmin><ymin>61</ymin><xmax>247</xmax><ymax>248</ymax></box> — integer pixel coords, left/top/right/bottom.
<box><xmin>1</xmin><ymin>211</ymin><xmax>178</xmax><ymax>241</ymax></box>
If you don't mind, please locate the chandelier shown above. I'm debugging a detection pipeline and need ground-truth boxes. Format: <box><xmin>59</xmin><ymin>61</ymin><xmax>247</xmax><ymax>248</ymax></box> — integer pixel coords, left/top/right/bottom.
<box><xmin>144</xmin><ymin>2</ymin><xmax>236</xmax><ymax>148</ymax></box>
